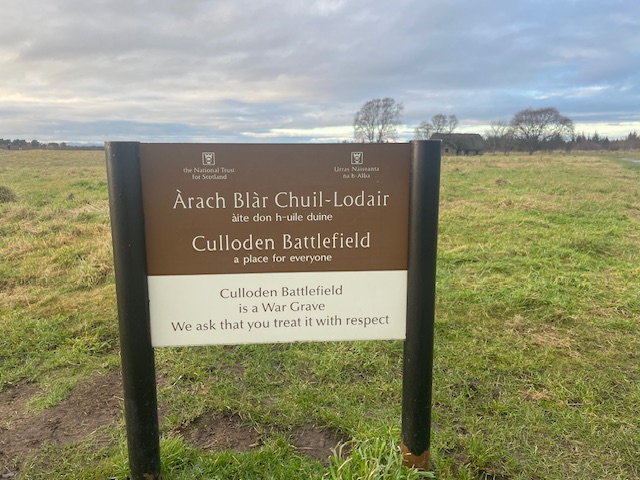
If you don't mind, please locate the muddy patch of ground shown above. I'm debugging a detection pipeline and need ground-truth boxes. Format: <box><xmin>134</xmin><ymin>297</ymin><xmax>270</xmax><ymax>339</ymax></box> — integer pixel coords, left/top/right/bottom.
<box><xmin>0</xmin><ymin>371</ymin><xmax>123</xmax><ymax>476</ymax></box>
<box><xmin>178</xmin><ymin>412</ymin><xmax>261</xmax><ymax>452</ymax></box>
<box><xmin>1</xmin><ymin>372</ymin><xmax>349</xmax><ymax>476</ymax></box>
<box><xmin>290</xmin><ymin>426</ymin><xmax>348</xmax><ymax>465</ymax></box>
<box><xmin>177</xmin><ymin>413</ymin><xmax>347</xmax><ymax>465</ymax></box>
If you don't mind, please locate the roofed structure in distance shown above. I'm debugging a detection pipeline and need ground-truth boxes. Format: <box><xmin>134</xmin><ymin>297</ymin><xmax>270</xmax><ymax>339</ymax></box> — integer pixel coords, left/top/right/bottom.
<box><xmin>430</xmin><ymin>133</ymin><xmax>485</xmax><ymax>155</ymax></box>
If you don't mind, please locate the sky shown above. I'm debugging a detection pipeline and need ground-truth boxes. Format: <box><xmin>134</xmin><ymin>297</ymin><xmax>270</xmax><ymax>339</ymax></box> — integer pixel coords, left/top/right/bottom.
<box><xmin>1</xmin><ymin>0</ymin><xmax>639</xmax><ymax>144</ymax></box>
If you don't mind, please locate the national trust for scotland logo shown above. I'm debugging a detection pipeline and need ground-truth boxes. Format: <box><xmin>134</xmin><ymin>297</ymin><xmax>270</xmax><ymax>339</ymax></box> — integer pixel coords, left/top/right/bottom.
<box><xmin>202</xmin><ymin>152</ymin><xmax>215</xmax><ymax>166</ymax></box>
<box><xmin>351</xmin><ymin>151</ymin><xmax>363</xmax><ymax>165</ymax></box>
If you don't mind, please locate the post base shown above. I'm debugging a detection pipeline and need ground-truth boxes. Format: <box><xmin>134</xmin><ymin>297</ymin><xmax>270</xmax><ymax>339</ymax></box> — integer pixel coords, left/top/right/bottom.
<box><xmin>401</xmin><ymin>442</ymin><xmax>430</xmax><ymax>470</ymax></box>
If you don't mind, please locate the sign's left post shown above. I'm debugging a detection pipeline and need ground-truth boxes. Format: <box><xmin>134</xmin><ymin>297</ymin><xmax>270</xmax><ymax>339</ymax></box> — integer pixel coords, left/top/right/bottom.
<box><xmin>105</xmin><ymin>141</ymin><xmax>161</xmax><ymax>480</ymax></box>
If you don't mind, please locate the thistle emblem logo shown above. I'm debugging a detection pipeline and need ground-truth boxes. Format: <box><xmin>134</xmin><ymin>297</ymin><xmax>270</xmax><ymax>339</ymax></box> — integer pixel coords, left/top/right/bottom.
<box><xmin>351</xmin><ymin>152</ymin><xmax>363</xmax><ymax>165</ymax></box>
<box><xmin>202</xmin><ymin>152</ymin><xmax>215</xmax><ymax>165</ymax></box>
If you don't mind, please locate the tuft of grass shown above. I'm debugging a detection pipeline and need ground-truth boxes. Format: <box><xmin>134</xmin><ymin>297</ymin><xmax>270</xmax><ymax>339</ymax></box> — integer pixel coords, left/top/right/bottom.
<box><xmin>326</xmin><ymin>436</ymin><xmax>435</xmax><ymax>479</ymax></box>
<box><xmin>0</xmin><ymin>185</ymin><xmax>16</xmax><ymax>203</ymax></box>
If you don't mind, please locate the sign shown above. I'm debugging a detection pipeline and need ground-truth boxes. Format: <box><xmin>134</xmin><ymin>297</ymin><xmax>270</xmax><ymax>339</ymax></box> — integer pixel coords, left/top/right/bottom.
<box><xmin>139</xmin><ymin>143</ymin><xmax>411</xmax><ymax>346</ymax></box>
<box><xmin>106</xmin><ymin>140</ymin><xmax>440</xmax><ymax>476</ymax></box>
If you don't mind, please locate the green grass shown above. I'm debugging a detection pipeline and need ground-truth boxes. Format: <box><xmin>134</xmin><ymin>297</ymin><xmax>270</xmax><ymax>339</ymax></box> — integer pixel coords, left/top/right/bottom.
<box><xmin>1</xmin><ymin>149</ymin><xmax>639</xmax><ymax>479</ymax></box>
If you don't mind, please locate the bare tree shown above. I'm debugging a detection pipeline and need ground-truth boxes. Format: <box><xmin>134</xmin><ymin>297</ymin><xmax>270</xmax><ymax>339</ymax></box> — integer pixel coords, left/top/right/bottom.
<box><xmin>413</xmin><ymin>120</ymin><xmax>433</xmax><ymax>140</ymax></box>
<box><xmin>445</xmin><ymin>114</ymin><xmax>459</xmax><ymax>133</ymax></box>
<box><xmin>414</xmin><ymin>113</ymin><xmax>459</xmax><ymax>140</ymax></box>
<box><xmin>510</xmin><ymin>107</ymin><xmax>574</xmax><ymax>154</ymax></box>
<box><xmin>353</xmin><ymin>98</ymin><xmax>404</xmax><ymax>143</ymax></box>
<box><xmin>430</xmin><ymin>114</ymin><xmax>447</xmax><ymax>134</ymax></box>
<box><xmin>484</xmin><ymin>120</ymin><xmax>513</xmax><ymax>154</ymax></box>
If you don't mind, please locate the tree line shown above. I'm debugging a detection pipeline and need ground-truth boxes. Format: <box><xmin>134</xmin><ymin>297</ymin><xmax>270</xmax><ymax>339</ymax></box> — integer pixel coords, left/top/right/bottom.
<box><xmin>484</xmin><ymin>117</ymin><xmax>640</xmax><ymax>154</ymax></box>
<box><xmin>0</xmin><ymin>139</ymin><xmax>68</xmax><ymax>150</ymax></box>
<box><xmin>353</xmin><ymin>98</ymin><xmax>640</xmax><ymax>153</ymax></box>
<box><xmin>0</xmin><ymin>139</ymin><xmax>104</xmax><ymax>151</ymax></box>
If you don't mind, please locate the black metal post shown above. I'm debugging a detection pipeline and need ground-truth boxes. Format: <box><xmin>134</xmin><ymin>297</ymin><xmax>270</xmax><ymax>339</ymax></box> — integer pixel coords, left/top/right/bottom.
<box><xmin>401</xmin><ymin>140</ymin><xmax>441</xmax><ymax>470</ymax></box>
<box><xmin>105</xmin><ymin>141</ymin><xmax>161</xmax><ymax>479</ymax></box>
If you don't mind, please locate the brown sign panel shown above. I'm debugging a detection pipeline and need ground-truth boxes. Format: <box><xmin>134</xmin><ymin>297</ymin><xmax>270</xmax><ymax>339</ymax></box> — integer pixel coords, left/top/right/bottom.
<box><xmin>139</xmin><ymin>143</ymin><xmax>410</xmax><ymax>276</ymax></box>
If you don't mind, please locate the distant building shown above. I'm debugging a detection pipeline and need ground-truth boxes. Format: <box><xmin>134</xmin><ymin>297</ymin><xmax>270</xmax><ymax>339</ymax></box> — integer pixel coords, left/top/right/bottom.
<box><xmin>430</xmin><ymin>133</ymin><xmax>485</xmax><ymax>156</ymax></box>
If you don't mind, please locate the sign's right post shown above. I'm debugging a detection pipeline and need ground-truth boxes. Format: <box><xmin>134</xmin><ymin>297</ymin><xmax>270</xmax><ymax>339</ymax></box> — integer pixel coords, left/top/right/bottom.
<box><xmin>401</xmin><ymin>139</ymin><xmax>442</xmax><ymax>470</ymax></box>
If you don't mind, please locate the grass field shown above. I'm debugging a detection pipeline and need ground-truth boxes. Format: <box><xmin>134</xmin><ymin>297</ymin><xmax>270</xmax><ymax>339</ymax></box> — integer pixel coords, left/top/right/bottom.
<box><xmin>0</xmin><ymin>149</ymin><xmax>639</xmax><ymax>479</ymax></box>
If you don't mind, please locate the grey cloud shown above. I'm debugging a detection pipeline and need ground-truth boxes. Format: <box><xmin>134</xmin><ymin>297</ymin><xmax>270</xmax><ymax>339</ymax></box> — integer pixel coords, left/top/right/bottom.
<box><xmin>1</xmin><ymin>0</ymin><xmax>639</xmax><ymax>142</ymax></box>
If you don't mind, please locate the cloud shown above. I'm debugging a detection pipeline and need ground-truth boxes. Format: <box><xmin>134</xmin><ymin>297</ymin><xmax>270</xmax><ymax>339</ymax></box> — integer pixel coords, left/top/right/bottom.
<box><xmin>1</xmin><ymin>0</ymin><xmax>639</xmax><ymax>142</ymax></box>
